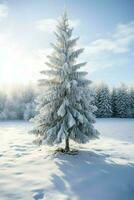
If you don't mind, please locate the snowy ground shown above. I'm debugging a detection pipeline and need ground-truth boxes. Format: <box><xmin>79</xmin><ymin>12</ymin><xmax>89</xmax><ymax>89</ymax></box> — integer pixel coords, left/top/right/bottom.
<box><xmin>0</xmin><ymin>119</ymin><xmax>134</xmax><ymax>200</ymax></box>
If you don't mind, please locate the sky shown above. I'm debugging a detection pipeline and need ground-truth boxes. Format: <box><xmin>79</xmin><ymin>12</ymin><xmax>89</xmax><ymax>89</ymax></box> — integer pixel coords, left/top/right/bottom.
<box><xmin>0</xmin><ymin>0</ymin><xmax>134</xmax><ymax>87</ymax></box>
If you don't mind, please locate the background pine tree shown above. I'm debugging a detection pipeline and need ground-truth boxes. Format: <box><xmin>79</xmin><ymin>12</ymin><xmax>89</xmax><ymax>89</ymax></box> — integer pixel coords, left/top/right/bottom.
<box><xmin>111</xmin><ymin>87</ymin><xmax>117</xmax><ymax>117</ymax></box>
<box><xmin>130</xmin><ymin>87</ymin><xmax>134</xmax><ymax>117</ymax></box>
<box><xmin>115</xmin><ymin>84</ymin><xmax>130</xmax><ymax>118</ymax></box>
<box><xmin>95</xmin><ymin>83</ymin><xmax>112</xmax><ymax>118</ymax></box>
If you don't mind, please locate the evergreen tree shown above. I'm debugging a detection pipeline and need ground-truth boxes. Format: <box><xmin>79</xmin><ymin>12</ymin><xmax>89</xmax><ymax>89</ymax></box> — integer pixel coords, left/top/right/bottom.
<box><xmin>0</xmin><ymin>91</ymin><xmax>7</xmax><ymax>120</ymax></box>
<box><xmin>31</xmin><ymin>12</ymin><xmax>99</xmax><ymax>152</ymax></box>
<box><xmin>115</xmin><ymin>84</ymin><xmax>130</xmax><ymax>118</ymax></box>
<box><xmin>95</xmin><ymin>83</ymin><xmax>112</xmax><ymax>118</ymax></box>
<box><xmin>129</xmin><ymin>86</ymin><xmax>134</xmax><ymax>117</ymax></box>
<box><xmin>0</xmin><ymin>91</ymin><xmax>6</xmax><ymax>113</ymax></box>
<box><xmin>111</xmin><ymin>87</ymin><xmax>118</xmax><ymax>117</ymax></box>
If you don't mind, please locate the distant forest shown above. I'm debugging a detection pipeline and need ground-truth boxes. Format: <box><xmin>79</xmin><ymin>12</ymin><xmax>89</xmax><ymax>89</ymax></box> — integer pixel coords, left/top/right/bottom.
<box><xmin>0</xmin><ymin>83</ymin><xmax>134</xmax><ymax>120</ymax></box>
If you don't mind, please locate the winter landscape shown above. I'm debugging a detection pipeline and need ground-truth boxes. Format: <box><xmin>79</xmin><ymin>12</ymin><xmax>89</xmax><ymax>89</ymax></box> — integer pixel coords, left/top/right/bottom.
<box><xmin>0</xmin><ymin>0</ymin><xmax>134</xmax><ymax>200</ymax></box>
<box><xmin>0</xmin><ymin>119</ymin><xmax>134</xmax><ymax>200</ymax></box>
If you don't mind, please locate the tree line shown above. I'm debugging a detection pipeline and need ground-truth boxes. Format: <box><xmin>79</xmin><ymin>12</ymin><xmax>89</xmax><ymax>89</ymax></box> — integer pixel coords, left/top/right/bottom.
<box><xmin>0</xmin><ymin>83</ymin><xmax>134</xmax><ymax>120</ymax></box>
<box><xmin>93</xmin><ymin>83</ymin><xmax>134</xmax><ymax>118</ymax></box>
<box><xmin>0</xmin><ymin>85</ymin><xmax>36</xmax><ymax>120</ymax></box>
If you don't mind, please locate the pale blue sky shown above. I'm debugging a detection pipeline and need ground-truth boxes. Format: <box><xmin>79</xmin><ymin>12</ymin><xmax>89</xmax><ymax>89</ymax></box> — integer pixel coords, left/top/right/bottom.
<box><xmin>0</xmin><ymin>0</ymin><xmax>134</xmax><ymax>86</ymax></box>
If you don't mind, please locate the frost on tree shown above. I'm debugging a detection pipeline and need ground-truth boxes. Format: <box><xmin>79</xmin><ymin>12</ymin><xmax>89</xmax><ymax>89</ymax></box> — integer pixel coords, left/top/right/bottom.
<box><xmin>31</xmin><ymin>12</ymin><xmax>99</xmax><ymax>151</ymax></box>
<box><xmin>95</xmin><ymin>83</ymin><xmax>112</xmax><ymax>118</ymax></box>
<box><xmin>130</xmin><ymin>87</ymin><xmax>134</xmax><ymax>117</ymax></box>
<box><xmin>114</xmin><ymin>84</ymin><xmax>130</xmax><ymax>118</ymax></box>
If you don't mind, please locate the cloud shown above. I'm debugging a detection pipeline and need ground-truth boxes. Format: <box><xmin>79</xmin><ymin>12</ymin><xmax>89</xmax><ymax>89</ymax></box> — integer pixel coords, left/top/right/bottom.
<box><xmin>115</xmin><ymin>21</ymin><xmax>134</xmax><ymax>39</ymax></box>
<box><xmin>34</xmin><ymin>20</ymin><xmax>134</xmax><ymax>76</ymax></box>
<box><xmin>85</xmin><ymin>21</ymin><xmax>134</xmax><ymax>56</ymax></box>
<box><xmin>79</xmin><ymin>21</ymin><xmax>134</xmax><ymax>74</ymax></box>
<box><xmin>35</xmin><ymin>18</ymin><xmax>80</xmax><ymax>32</ymax></box>
<box><xmin>86</xmin><ymin>38</ymin><xmax>127</xmax><ymax>54</ymax></box>
<box><xmin>0</xmin><ymin>4</ymin><xmax>8</xmax><ymax>19</ymax></box>
<box><xmin>35</xmin><ymin>19</ymin><xmax>56</xmax><ymax>32</ymax></box>
<box><xmin>1</xmin><ymin>13</ymin><xmax>133</xmax><ymax>85</ymax></box>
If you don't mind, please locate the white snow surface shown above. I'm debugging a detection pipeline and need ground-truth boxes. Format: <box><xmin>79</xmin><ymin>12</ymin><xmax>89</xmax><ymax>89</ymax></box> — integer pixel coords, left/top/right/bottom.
<box><xmin>0</xmin><ymin>119</ymin><xmax>134</xmax><ymax>200</ymax></box>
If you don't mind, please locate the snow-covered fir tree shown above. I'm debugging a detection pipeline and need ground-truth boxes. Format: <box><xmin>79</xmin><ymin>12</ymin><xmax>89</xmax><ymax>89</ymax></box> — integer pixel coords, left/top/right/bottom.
<box><xmin>129</xmin><ymin>86</ymin><xmax>134</xmax><ymax>117</ymax></box>
<box><xmin>115</xmin><ymin>84</ymin><xmax>130</xmax><ymax>118</ymax></box>
<box><xmin>31</xmin><ymin>12</ymin><xmax>99</xmax><ymax>152</ymax></box>
<box><xmin>23</xmin><ymin>102</ymin><xmax>36</xmax><ymax>121</ymax></box>
<box><xmin>111</xmin><ymin>87</ymin><xmax>118</xmax><ymax>117</ymax></box>
<box><xmin>95</xmin><ymin>83</ymin><xmax>112</xmax><ymax>118</ymax></box>
<box><xmin>0</xmin><ymin>91</ymin><xmax>7</xmax><ymax>120</ymax></box>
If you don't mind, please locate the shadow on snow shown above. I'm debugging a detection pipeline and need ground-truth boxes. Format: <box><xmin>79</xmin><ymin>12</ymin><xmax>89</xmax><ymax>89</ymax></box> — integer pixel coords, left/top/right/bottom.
<box><xmin>49</xmin><ymin>150</ymin><xmax>134</xmax><ymax>200</ymax></box>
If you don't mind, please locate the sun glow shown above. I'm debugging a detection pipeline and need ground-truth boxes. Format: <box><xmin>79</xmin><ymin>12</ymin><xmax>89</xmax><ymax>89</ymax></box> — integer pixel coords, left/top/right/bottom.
<box><xmin>0</xmin><ymin>36</ymin><xmax>40</xmax><ymax>85</ymax></box>
<box><xmin>0</xmin><ymin>45</ymin><xmax>29</xmax><ymax>84</ymax></box>
<box><xmin>0</xmin><ymin>34</ymin><xmax>50</xmax><ymax>86</ymax></box>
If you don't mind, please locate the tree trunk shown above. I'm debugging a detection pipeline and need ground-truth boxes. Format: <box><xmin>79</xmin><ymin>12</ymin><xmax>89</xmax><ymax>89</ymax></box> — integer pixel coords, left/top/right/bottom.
<box><xmin>65</xmin><ymin>137</ymin><xmax>70</xmax><ymax>152</ymax></box>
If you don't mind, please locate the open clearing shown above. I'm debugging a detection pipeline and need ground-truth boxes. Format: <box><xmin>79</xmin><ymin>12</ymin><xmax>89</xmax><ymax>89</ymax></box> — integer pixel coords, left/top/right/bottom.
<box><xmin>0</xmin><ymin>119</ymin><xmax>134</xmax><ymax>200</ymax></box>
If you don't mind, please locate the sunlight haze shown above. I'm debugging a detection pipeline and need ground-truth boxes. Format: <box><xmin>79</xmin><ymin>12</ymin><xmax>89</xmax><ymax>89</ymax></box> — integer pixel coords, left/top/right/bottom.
<box><xmin>0</xmin><ymin>0</ymin><xmax>134</xmax><ymax>87</ymax></box>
